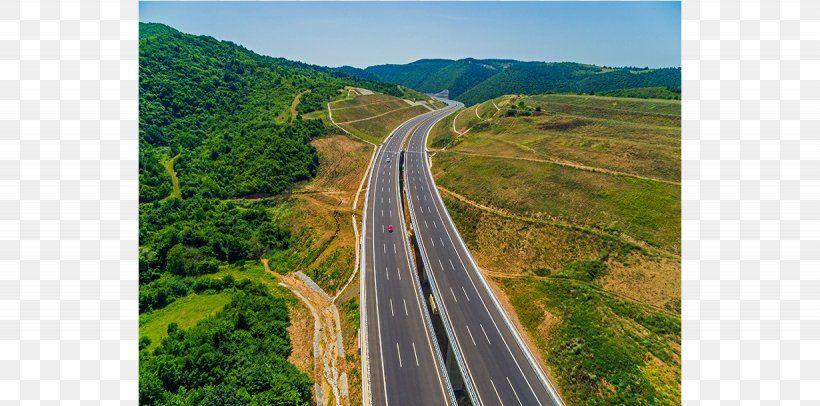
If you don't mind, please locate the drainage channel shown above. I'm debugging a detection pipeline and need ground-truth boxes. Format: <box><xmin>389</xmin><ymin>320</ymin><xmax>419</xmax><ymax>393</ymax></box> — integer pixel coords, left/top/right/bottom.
<box><xmin>398</xmin><ymin>150</ymin><xmax>472</xmax><ymax>406</ymax></box>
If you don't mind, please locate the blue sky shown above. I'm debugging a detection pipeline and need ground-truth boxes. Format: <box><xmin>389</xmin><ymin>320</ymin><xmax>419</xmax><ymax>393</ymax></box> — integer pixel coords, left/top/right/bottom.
<box><xmin>139</xmin><ymin>1</ymin><xmax>681</xmax><ymax>68</ymax></box>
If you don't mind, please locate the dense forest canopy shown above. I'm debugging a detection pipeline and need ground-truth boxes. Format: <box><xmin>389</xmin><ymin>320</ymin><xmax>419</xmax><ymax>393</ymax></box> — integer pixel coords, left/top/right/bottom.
<box><xmin>139</xmin><ymin>22</ymin><xmax>407</xmax><ymax>201</ymax></box>
<box><xmin>345</xmin><ymin>58</ymin><xmax>681</xmax><ymax>104</ymax></box>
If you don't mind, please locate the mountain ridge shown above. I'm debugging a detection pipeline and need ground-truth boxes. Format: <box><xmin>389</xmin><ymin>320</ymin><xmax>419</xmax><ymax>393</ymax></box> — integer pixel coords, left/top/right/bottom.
<box><xmin>337</xmin><ymin>58</ymin><xmax>681</xmax><ymax>105</ymax></box>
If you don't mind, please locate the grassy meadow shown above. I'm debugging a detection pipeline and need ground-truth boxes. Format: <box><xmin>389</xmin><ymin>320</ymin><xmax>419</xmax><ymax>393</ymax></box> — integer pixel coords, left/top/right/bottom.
<box><xmin>430</xmin><ymin>93</ymin><xmax>681</xmax><ymax>404</ymax></box>
<box><xmin>330</xmin><ymin>92</ymin><xmax>435</xmax><ymax>144</ymax></box>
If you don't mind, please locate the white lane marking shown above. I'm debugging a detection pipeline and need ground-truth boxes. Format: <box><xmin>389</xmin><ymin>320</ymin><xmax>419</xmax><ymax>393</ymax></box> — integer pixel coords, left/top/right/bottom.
<box><xmin>450</xmin><ymin>287</ymin><xmax>458</xmax><ymax>303</ymax></box>
<box><xmin>397</xmin><ymin>267</ymin><xmax>402</xmax><ymax>280</ymax></box>
<box><xmin>424</xmin><ymin>195</ymin><xmax>427</xmax><ymax>201</ymax></box>
<box><xmin>508</xmin><ymin>377</ymin><xmax>523</xmax><ymax>406</ymax></box>
<box><xmin>490</xmin><ymin>379</ymin><xmax>504</xmax><ymax>405</ymax></box>
<box><xmin>425</xmin><ymin>220</ymin><xmax>428</xmax><ymax>228</ymax></box>
<box><xmin>449</xmin><ymin>258</ymin><xmax>455</xmax><ymax>270</ymax></box>
<box><xmin>428</xmin><ymin>206</ymin><xmax>432</xmax><ymax>213</ymax></box>
<box><xmin>438</xmin><ymin>259</ymin><xmax>444</xmax><ymax>270</ymax></box>
<box><xmin>462</xmin><ymin>286</ymin><xmax>470</xmax><ymax>302</ymax></box>
<box><xmin>383</xmin><ymin>243</ymin><xmax>386</xmax><ymax>254</ymax></box>
<box><xmin>386</xmin><ymin>267</ymin><xmax>389</xmax><ymax>280</ymax></box>
<box><xmin>433</xmin><ymin>221</ymin><xmax>437</xmax><ymax>229</ymax></box>
<box><xmin>480</xmin><ymin>323</ymin><xmax>492</xmax><ymax>345</ymax></box>
<box><xmin>390</xmin><ymin>299</ymin><xmax>394</xmax><ymax>316</ymax></box>
<box><xmin>416</xmin><ymin>159</ymin><xmax>546</xmax><ymax>406</ymax></box>
<box><xmin>393</xmin><ymin>243</ymin><xmax>396</xmax><ymax>254</ymax></box>
<box><xmin>403</xmin><ymin>299</ymin><xmax>408</xmax><ymax>316</ymax></box>
<box><xmin>381</xmin><ymin>209</ymin><xmax>383</xmax><ymax>217</ymax></box>
<box><xmin>389</xmin><ymin>209</ymin><xmax>392</xmax><ymax>217</ymax></box>
<box><xmin>368</xmin><ymin>149</ymin><xmax>390</xmax><ymax>404</ymax></box>
<box><xmin>396</xmin><ymin>343</ymin><xmax>402</xmax><ymax>368</ymax></box>
<box><xmin>440</xmin><ymin>237</ymin><xmax>445</xmax><ymax>246</ymax></box>
<box><xmin>382</xmin><ymin>224</ymin><xmax>384</xmax><ymax>233</ymax></box>
<box><xmin>381</xmin><ymin>197</ymin><xmax>383</xmax><ymax>204</ymax></box>
<box><xmin>431</xmin><ymin>238</ymin><xmax>435</xmax><ymax>247</ymax></box>
<box><xmin>389</xmin><ymin>197</ymin><xmax>391</xmax><ymax>204</ymax></box>
<box><xmin>466</xmin><ymin>325</ymin><xmax>477</xmax><ymax>346</ymax></box>
<box><xmin>412</xmin><ymin>342</ymin><xmax>420</xmax><ymax>366</ymax></box>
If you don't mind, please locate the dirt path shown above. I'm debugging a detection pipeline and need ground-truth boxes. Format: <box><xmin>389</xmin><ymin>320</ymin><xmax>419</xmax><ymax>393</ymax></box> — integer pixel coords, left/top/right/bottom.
<box><xmin>483</xmin><ymin>269</ymin><xmax>679</xmax><ymax>317</ymax></box>
<box><xmin>337</xmin><ymin>104</ymin><xmax>419</xmax><ymax>124</ymax></box>
<box><xmin>436</xmin><ymin>186</ymin><xmax>680</xmax><ymax>259</ymax></box>
<box><xmin>160</xmin><ymin>154</ymin><xmax>181</xmax><ymax>200</ymax></box>
<box><xmin>436</xmin><ymin>149</ymin><xmax>680</xmax><ymax>186</ymax></box>
<box><xmin>263</xmin><ymin>259</ymin><xmax>350</xmax><ymax>406</ymax></box>
<box><xmin>291</xmin><ymin>89</ymin><xmax>311</xmax><ymax>120</ymax></box>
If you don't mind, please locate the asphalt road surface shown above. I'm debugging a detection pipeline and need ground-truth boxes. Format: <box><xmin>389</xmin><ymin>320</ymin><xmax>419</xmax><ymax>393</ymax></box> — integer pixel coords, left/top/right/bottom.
<box><xmin>361</xmin><ymin>107</ymin><xmax>460</xmax><ymax>406</ymax></box>
<box><xmin>403</xmin><ymin>99</ymin><xmax>564</xmax><ymax>406</ymax></box>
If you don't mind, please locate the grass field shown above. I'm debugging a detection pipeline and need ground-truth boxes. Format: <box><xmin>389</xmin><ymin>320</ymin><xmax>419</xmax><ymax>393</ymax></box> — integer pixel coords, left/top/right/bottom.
<box><xmin>431</xmin><ymin>93</ymin><xmax>681</xmax><ymax>404</ymax></box>
<box><xmin>139</xmin><ymin>291</ymin><xmax>233</xmax><ymax>351</ymax></box>
<box><xmin>330</xmin><ymin>92</ymin><xmax>434</xmax><ymax>144</ymax></box>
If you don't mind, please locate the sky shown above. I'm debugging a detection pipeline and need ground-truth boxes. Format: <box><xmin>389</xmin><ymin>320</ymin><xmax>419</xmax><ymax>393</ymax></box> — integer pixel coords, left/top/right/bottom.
<box><xmin>139</xmin><ymin>1</ymin><xmax>681</xmax><ymax>69</ymax></box>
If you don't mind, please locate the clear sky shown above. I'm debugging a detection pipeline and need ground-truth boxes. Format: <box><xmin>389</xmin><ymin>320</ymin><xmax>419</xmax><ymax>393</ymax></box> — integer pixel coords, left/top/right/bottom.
<box><xmin>139</xmin><ymin>1</ymin><xmax>681</xmax><ymax>69</ymax></box>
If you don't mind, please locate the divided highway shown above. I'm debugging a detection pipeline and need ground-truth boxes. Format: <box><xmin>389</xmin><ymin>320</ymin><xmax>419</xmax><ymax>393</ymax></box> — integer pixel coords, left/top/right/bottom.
<box><xmin>403</xmin><ymin>99</ymin><xmax>564</xmax><ymax>406</ymax></box>
<box><xmin>360</xmin><ymin>106</ymin><xmax>460</xmax><ymax>406</ymax></box>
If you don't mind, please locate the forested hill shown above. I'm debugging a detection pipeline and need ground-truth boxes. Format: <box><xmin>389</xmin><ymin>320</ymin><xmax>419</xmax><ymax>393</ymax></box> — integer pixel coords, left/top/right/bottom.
<box><xmin>139</xmin><ymin>22</ymin><xmax>406</xmax><ymax>202</ymax></box>
<box><xmin>349</xmin><ymin>58</ymin><xmax>680</xmax><ymax>105</ymax></box>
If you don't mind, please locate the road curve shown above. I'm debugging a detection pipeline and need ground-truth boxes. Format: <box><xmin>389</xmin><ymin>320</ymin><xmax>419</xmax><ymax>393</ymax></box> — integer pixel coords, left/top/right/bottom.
<box><xmin>360</xmin><ymin>107</ymin><xmax>458</xmax><ymax>406</ymax></box>
<box><xmin>403</xmin><ymin>99</ymin><xmax>564</xmax><ymax>406</ymax></box>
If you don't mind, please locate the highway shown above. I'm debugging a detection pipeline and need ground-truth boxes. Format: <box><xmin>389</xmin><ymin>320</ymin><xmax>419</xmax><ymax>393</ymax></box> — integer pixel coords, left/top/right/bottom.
<box><xmin>402</xmin><ymin>99</ymin><xmax>564</xmax><ymax>406</ymax></box>
<box><xmin>360</xmin><ymin>105</ymin><xmax>460</xmax><ymax>406</ymax></box>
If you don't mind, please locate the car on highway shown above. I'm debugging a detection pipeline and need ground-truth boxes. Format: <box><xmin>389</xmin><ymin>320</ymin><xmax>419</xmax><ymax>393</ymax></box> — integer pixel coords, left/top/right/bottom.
<box><xmin>386</xmin><ymin>157</ymin><xmax>391</xmax><ymax>163</ymax></box>
<box><xmin>387</xmin><ymin>224</ymin><xmax>394</xmax><ymax>233</ymax></box>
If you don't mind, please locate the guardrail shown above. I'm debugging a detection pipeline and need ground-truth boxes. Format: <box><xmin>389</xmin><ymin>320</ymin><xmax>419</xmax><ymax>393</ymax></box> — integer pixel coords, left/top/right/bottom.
<box><xmin>402</xmin><ymin>108</ymin><xmax>481</xmax><ymax>406</ymax></box>
<box><xmin>360</xmin><ymin>111</ymin><xmax>455</xmax><ymax>406</ymax></box>
<box><xmin>421</xmin><ymin>99</ymin><xmax>566</xmax><ymax>405</ymax></box>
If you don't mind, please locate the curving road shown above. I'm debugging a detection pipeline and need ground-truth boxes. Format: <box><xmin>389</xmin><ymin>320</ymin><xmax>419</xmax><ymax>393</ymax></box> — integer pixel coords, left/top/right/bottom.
<box><xmin>402</xmin><ymin>99</ymin><xmax>564</xmax><ymax>406</ymax></box>
<box><xmin>360</xmin><ymin>106</ymin><xmax>460</xmax><ymax>406</ymax></box>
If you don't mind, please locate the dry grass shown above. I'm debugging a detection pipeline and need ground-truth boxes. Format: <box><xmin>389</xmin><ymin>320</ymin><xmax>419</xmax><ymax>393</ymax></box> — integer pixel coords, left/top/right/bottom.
<box><xmin>433</xmin><ymin>153</ymin><xmax>680</xmax><ymax>254</ymax></box>
<box><xmin>329</xmin><ymin>93</ymin><xmax>431</xmax><ymax>144</ymax></box>
<box><xmin>341</xmin><ymin>105</ymin><xmax>430</xmax><ymax>144</ymax></box>
<box><xmin>286</xmin><ymin>293</ymin><xmax>315</xmax><ymax>376</ymax></box>
<box><xmin>280</xmin><ymin>134</ymin><xmax>371</xmax><ymax>294</ymax></box>
<box><xmin>431</xmin><ymin>93</ymin><xmax>680</xmax><ymax>403</ymax></box>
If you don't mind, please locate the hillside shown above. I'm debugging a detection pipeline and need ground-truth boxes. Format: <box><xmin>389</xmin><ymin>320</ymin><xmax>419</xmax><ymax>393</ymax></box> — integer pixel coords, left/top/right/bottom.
<box><xmin>429</xmin><ymin>93</ymin><xmax>681</xmax><ymax>404</ymax></box>
<box><xmin>138</xmin><ymin>23</ymin><xmax>424</xmax><ymax>404</ymax></box>
<box><xmin>346</xmin><ymin>58</ymin><xmax>681</xmax><ymax>105</ymax></box>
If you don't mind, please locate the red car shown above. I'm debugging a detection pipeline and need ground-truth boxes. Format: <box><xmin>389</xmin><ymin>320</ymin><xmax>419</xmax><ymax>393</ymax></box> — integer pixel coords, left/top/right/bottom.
<box><xmin>387</xmin><ymin>224</ymin><xmax>394</xmax><ymax>233</ymax></box>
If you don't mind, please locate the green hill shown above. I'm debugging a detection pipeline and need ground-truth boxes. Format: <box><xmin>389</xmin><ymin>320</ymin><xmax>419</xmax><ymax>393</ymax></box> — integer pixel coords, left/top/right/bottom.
<box><xmin>138</xmin><ymin>23</ymin><xmax>424</xmax><ymax>404</ymax></box>
<box><xmin>345</xmin><ymin>58</ymin><xmax>681</xmax><ymax>104</ymax></box>
<box><xmin>140</xmin><ymin>22</ymin><xmax>415</xmax><ymax>202</ymax></box>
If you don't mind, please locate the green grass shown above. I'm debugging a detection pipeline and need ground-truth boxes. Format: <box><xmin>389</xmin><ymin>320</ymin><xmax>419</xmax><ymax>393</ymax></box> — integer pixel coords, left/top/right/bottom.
<box><xmin>434</xmin><ymin>153</ymin><xmax>680</xmax><ymax>253</ymax></box>
<box><xmin>438</xmin><ymin>94</ymin><xmax>681</xmax><ymax>182</ymax></box>
<box><xmin>160</xmin><ymin>154</ymin><xmax>181</xmax><ymax>200</ymax></box>
<box><xmin>500</xmin><ymin>277</ymin><xmax>680</xmax><ymax>405</ymax></box>
<box><xmin>342</xmin><ymin>105</ymin><xmax>430</xmax><ymax>144</ymax></box>
<box><xmin>139</xmin><ymin>291</ymin><xmax>233</xmax><ymax>351</ymax></box>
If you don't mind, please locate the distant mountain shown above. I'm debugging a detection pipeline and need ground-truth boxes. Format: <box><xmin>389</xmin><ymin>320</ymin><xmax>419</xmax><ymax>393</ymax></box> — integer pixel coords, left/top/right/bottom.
<box><xmin>456</xmin><ymin>62</ymin><xmax>681</xmax><ymax>105</ymax></box>
<box><xmin>340</xmin><ymin>58</ymin><xmax>681</xmax><ymax>105</ymax></box>
<box><xmin>334</xmin><ymin>65</ymin><xmax>382</xmax><ymax>81</ymax></box>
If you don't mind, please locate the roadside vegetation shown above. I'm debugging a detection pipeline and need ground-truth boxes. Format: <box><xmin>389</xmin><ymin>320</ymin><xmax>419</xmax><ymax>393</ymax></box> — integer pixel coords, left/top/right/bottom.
<box><xmin>329</xmin><ymin>92</ymin><xmax>436</xmax><ymax>144</ymax></box>
<box><xmin>431</xmin><ymin>93</ymin><xmax>681</xmax><ymax>404</ymax></box>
